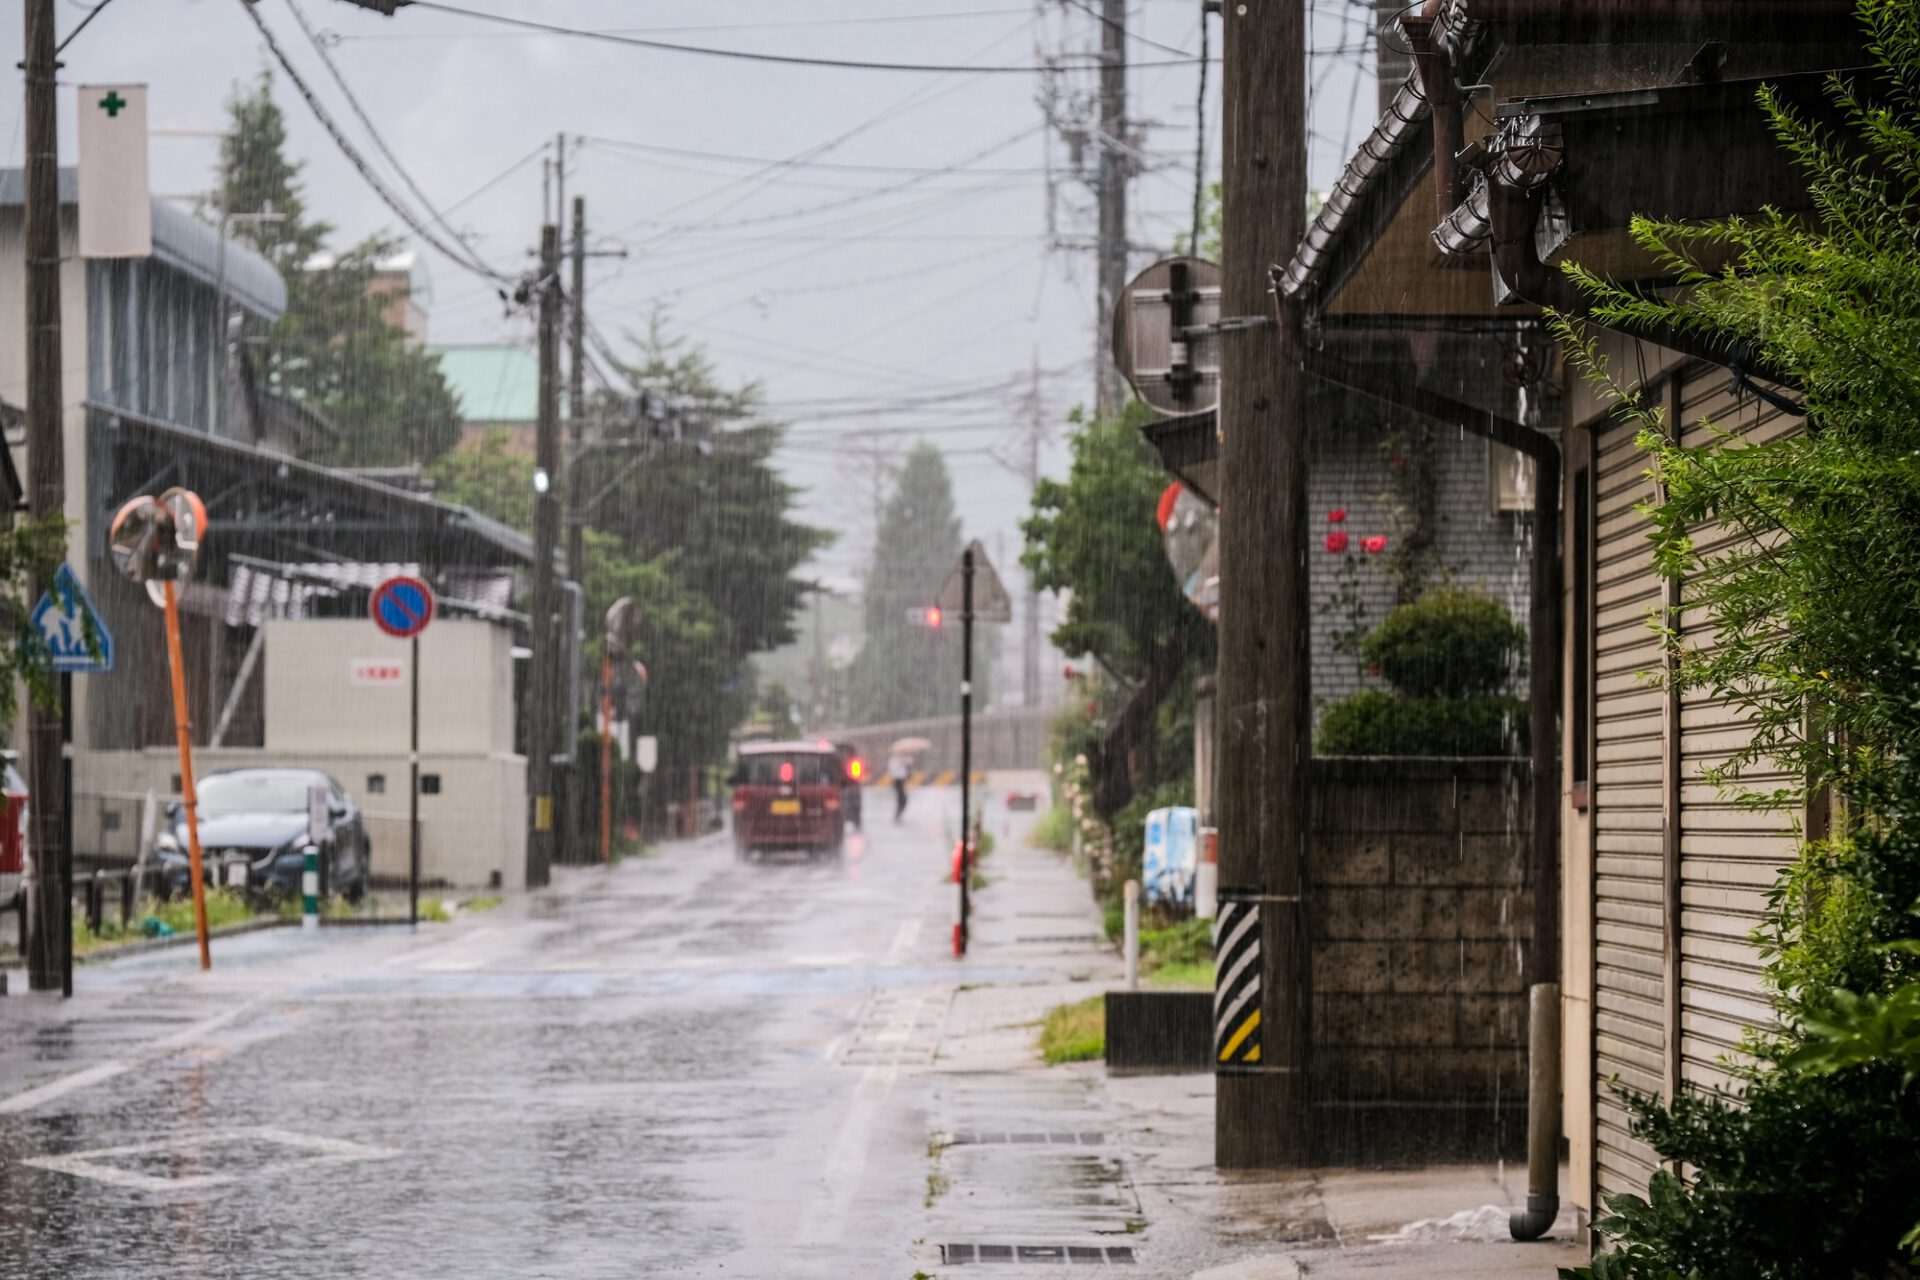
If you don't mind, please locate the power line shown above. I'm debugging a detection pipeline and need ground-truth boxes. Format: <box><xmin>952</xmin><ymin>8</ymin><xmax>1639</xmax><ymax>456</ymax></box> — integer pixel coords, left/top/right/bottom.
<box><xmin>403</xmin><ymin>1</ymin><xmax>1207</xmax><ymax>74</ymax></box>
<box><xmin>335</xmin><ymin>8</ymin><xmax>1036</xmax><ymax>41</ymax></box>
<box><xmin>283</xmin><ymin>0</ymin><xmax>498</xmax><ymax>280</ymax></box>
<box><xmin>580</xmin><ymin>133</ymin><xmax>1049</xmax><ymax>178</ymax></box>
<box><xmin>234</xmin><ymin>0</ymin><xmax>516</xmax><ymax>286</ymax></box>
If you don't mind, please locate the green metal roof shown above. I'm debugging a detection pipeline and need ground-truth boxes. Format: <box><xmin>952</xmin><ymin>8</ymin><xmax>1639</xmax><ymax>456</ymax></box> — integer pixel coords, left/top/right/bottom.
<box><xmin>430</xmin><ymin>343</ymin><xmax>544</xmax><ymax>424</ymax></box>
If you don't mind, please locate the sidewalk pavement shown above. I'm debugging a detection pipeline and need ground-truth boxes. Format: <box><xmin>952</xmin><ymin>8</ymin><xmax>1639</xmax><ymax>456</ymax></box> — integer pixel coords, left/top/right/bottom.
<box><xmin>937</xmin><ymin>785</ymin><xmax>1586</xmax><ymax>1279</ymax></box>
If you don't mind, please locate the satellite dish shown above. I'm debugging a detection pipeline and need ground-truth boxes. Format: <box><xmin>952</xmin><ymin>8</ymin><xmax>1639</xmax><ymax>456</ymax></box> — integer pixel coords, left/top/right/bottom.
<box><xmin>1113</xmin><ymin>256</ymin><xmax>1222</xmax><ymax>416</ymax></box>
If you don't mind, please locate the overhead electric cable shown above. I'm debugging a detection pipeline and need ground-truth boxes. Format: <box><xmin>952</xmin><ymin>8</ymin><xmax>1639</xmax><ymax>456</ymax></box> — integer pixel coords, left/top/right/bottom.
<box><xmin>283</xmin><ymin>0</ymin><xmax>497</xmax><ymax>280</ymax></box>
<box><xmin>235</xmin><ymin>0</ymin><xmax>516</xmax><ymax>285</ymax></box>
<box><xmin>402</xmin><ymin>2</ymin><xmax>1207</xmax><ymax>73</ymax></box>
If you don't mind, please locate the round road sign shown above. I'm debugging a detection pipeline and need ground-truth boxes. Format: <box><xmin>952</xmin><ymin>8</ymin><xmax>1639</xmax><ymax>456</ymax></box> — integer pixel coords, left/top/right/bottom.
<box><xmin>371</xmin><ymin>576</ymin><xmax>435</xmax><ymax>639</ymax></box>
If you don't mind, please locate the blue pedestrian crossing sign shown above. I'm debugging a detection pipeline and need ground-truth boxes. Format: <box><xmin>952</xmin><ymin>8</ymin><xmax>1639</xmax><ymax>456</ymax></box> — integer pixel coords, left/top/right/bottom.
<box><xmin>32</xmin><ymin>563</ymin><xmax>114</xmax><ymax>674</ymax></box>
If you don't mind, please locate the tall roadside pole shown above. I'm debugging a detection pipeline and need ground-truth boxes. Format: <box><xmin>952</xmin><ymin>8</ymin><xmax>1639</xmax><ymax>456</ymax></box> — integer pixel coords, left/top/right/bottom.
<box><xmin>564</xmin><ymin>195</ymin><xmax>588</xmax><ymax>862</ymax></box>
<box><xmin>1214</xmin><ymin>0</ymin><xmax>1311</xmax><ymax>1167</ymax></box>
<box><xmin>23</xmin><ymin>0</ymin><xmax>69</xmax><ymax>993</ymax></box>
<box><xmin>526</xmin><ymin>224</ymin><xmax>562</xmax><ymax>888</ymax></box>
<box><xmin>1094</xmin><ymin>0</ymin><xmax>1129</xmax><ymax>417</ymax></box>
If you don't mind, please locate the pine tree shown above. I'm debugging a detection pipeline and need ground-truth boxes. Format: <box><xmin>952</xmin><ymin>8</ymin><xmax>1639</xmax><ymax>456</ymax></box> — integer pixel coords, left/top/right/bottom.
<box><xmin>212</xmin><ymin>70</ymin><xmax>461</xmax><ymax>466</ymax></box>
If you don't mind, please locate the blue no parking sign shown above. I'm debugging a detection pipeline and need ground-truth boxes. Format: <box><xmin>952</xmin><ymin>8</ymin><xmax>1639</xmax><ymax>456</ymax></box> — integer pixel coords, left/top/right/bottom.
<box><xmin>370</xmin><ymin>576</ymin><xmax>434</xmax><ymax>640</ymax></box>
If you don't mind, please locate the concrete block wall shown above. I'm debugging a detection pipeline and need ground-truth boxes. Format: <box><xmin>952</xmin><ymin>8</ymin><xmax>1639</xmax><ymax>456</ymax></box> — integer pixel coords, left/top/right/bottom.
<box><xmin>1308</xmin><ymin>756</ymin><xmax>1532</xmax><ymax>1163</ymax></box>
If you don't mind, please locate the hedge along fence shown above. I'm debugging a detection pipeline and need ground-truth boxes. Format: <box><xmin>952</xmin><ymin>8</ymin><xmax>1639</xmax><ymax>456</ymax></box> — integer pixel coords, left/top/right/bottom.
<box><xmin>1316</xmin><ymin>588</ymin><xmax>1528</xmax><ymax>757</ymax></box>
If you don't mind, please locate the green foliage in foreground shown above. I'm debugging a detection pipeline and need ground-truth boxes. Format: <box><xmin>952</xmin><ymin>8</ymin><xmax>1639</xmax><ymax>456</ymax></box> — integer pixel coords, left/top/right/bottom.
<box><xmin>1039</xmin><ymin>997</ymin><xmax>1105</xmax><ymax>1065</ymax></box>
<box><xmin>1029</xmin><ymin>804</ymin><xmax>1074</xmax><ymax>852</ymax></box>
<box><xmin>75</xmin><ymin>888</ymin><xmax>257</xmax><ymax>953</ymax></box>
<box><xmin>1559</xmin><ymin>6</ymin><xmax>1920</xmax><ymax>1276</ymax></box>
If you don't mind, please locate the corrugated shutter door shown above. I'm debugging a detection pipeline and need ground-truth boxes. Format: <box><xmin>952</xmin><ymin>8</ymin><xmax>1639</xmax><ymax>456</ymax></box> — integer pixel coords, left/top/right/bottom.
<box><xmin>1674</xmin><ymin>373</ymin><xmax>1799</xmax><ymax>1093</ymax></box>
<box><xmin>1590</xmin><ymin>414</ymin><xmax>1667</xmax><ymax>1198</ymax></box>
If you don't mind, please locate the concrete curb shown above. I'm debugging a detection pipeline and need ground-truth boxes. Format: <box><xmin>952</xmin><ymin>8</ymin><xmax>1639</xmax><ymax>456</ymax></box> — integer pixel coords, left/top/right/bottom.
<box><xmin>77</xmin><ymin>915</ymin><xmax>294</xmax><ymax>963</ymax></box>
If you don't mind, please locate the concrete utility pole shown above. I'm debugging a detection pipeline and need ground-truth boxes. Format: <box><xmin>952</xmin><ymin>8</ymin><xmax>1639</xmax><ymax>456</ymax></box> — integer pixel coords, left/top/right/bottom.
<box><xmin>1214</xmin><ymin>0</ymin><xmax>1311</xmax><ymax>1167</ymax></box>
<box><xmin>1094</xmin><ymin>0</ymin><xmax>1129</xmax><ymax>418</ymax></box>
<box><xmin>23</xmin><ymin>0</ymin><xmax>68</xmax><ymax>993</ymax></box>
<box><xmin>563</xmin><ymin>195</ymin><xmax>588</xmax><ymax>863</ymax></box>
<box><xmin>526</xmin><ymin>224</ymin><xmax>562</xmax><ymax>889</ymax></box>
<box><xmin>1023</xmin><ymin>357</ymin><xmax>1043</xmax><ymax>708</ymax></box>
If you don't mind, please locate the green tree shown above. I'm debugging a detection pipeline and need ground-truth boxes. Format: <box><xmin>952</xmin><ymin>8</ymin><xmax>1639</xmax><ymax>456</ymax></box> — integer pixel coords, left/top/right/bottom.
<box><xmin>847</xmin><ymin>442</ymin><xmax>984</xmax><ymax>724</ymax></box>
<box><xmin>585</xmin><ymin>318</ymin><xmax>831</xmax><ymax>668</ymax></box>
<box><xmin>1023</xmin><ymin>403</ymin><xmax>1215</xmax><ymax>811</ymax></box>
<box><xmin>1557</xmin><ymin>5</ymin><xmax>1920</xmax><ymax>1275</ymax></box>
<box><xmin>213</xmin><ymin>70</ymin><xmax>461</xmax><ymax>465</ymax></box>
<box><xmin>1023</xmin><ymin>403</ymin><xmax>1214</xmax><ymax>684</ymax></box>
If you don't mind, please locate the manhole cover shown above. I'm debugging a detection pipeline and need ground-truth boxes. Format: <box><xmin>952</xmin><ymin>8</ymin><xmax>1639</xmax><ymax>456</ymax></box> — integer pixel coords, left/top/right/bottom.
<box><xmin>942</xmin><ymin>1243</ymin><xmax>1136</xmax><ymax>1265</ymax></box>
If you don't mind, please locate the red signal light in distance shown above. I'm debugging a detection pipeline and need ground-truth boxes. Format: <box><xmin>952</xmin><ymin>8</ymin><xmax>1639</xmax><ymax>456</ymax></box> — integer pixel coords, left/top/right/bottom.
<box><xmin>849</xmin><ymin>758</ymin><xmax>865</xmax><ymax>780</ymax></box>
<box><xmin>925</xmin><ymin>606</ymin><xmax>942</xmax><ymax>628</ymax></box>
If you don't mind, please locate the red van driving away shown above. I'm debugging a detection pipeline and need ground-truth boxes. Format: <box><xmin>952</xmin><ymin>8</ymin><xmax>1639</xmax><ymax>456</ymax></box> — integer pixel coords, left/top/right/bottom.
<box><xmin>731</xmin><ymin>742</ymin><xmax>844</xmax><ymax>862</ymax></box>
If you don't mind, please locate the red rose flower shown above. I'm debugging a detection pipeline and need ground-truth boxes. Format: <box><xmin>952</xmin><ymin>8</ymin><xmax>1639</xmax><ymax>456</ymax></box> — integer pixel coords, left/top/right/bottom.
<box><xmin>1324</xmin><ymin>531</ymin><xmax>1350</xmax><ymax>553</ymax></box>
<box><xmin>1327</xmin><ymin>508</ymin><xmax>1347</xmax><ymax>523</ymax></box>
<box><xmin>1367</xmin><ymin>665</ymin><xmax>1381</xmax><ymax>678</ymax></box>
<box><xmin>1362</xmin><ymin>535</ymin><xmax>1388</xmax><ymax>554</ymax></box>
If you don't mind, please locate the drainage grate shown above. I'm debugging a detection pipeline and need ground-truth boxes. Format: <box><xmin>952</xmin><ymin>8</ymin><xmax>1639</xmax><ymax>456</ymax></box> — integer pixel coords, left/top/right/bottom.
<box><xmin>946</xmin><ymin>1131</ymin><xmax>1106</xmax><ymax>1147</ymax></box>
<box><xmin>942</xmin><ymin>1244</ymin><xmax>1136</xmax><ymax>1265</ymax></box>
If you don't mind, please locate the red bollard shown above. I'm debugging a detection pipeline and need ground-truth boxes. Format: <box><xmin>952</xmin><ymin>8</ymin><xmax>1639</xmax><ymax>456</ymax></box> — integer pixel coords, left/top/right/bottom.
<box><xmin>951</xmin><ymin>838</ymin><xmax>967</xmax><ymax>957</ymax></box>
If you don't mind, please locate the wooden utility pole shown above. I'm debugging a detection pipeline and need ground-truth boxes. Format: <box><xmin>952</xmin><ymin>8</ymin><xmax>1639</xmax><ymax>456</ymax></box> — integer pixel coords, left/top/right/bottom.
<box><xmin>1094</xmin><ymin>0</ymin><xmax>1129</xmax><ymax>417</ymax></box>
<box><xmin>23</xmin><ymin>0</ymin><xmax>69</xmax><ymax>993</ymax></box>
<box><xmin>1213</xmin><ymin>0</ymin><xmax>1311</xmax><ymax>1167</ymax></box>
<box><xmin>526</xmin><ymin>224</ymin><xmax>561</xmax><ymax>888</ymax></box>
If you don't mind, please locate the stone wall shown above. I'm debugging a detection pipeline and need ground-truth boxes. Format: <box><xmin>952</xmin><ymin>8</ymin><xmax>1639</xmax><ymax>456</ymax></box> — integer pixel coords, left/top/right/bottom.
<box><xmin>1308</xmin><ymin>756</ymin><xmax>1532</xmax><ymax>1163</ymax></box>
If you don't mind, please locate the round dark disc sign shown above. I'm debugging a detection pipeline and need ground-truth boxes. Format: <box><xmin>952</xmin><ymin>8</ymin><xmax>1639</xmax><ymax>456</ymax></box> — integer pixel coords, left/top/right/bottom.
<box><xmin>371</xmin><ymin>576</ymin><xmax>435</xmax><ymax>639</ymax></box>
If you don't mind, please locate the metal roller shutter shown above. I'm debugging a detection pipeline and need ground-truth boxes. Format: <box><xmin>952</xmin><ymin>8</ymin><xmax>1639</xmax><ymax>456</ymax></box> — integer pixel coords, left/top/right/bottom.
<box><xmin>1673</xmin><ymin>372</ymin><xmax>1799</xmax><ymax>1094</ymax></box>
<box><xmin>1590</xmin><ymin>411</ymin><xmax>1667</xmax><ymax>1199</ymax></box>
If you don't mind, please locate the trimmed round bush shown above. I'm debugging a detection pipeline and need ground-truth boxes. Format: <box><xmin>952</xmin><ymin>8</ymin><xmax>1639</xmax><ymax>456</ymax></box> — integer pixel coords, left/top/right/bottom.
<box><xmin>1362</xmin><ymin>588</ymin><xmax>1525</xmax><ymax>698</ymax></box>
<box><xmin>1315</xmin><ymin>690</ymin><xmax>1528</xmax><ymax>757</ymax></box>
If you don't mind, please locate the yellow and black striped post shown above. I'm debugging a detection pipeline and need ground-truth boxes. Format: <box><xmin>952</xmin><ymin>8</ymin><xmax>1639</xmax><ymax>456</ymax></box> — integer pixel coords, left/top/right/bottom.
<box><xmin>1212</xmin><ymin>899</ymin><xmax>1262</xmax><ymax>1066</ymax></box>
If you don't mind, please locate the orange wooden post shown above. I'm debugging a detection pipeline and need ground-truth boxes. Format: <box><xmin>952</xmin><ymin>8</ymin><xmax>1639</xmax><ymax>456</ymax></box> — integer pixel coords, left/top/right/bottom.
<box><xmin>161</xmin><ymin>579</ymin><xmax>210</xmax><ymax>970</ymax></box>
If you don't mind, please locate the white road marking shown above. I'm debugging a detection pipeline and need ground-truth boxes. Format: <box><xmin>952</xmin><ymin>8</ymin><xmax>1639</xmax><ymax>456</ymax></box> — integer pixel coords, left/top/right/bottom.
<box><xmin>0</xmin><ymin>995</ymin><xmax>270</xmax><ymax>1115</ymax></box>
<box><xmin>24</xmin><ymin>1126</ymin><xmax>399</xmax><ymax>1192</ymax></box>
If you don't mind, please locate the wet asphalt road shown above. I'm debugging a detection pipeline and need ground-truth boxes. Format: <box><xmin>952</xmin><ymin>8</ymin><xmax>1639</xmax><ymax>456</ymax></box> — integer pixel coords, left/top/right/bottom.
<box><xmin>0</xmin><ymin>786</ymin><xmax>1077</xmax><ymax>1279</ymax></box>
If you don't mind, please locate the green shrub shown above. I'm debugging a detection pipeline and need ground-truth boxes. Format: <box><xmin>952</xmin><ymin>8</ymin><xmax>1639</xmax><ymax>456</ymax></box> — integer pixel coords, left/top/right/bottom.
<box><xmin>1316</xmin><ymin>689</ymin><xmax>1527</xmax><ymax>757</ymax></box>
<box><xmin>1362</xmin><ymin>587</ymin><xmax>1524</xmax><ymax>698</ymax></box>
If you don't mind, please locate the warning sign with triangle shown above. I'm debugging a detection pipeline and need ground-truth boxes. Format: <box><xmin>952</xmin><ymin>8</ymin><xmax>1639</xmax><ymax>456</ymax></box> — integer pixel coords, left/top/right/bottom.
<box><xmin>936</xmin><ymin>540</ymin><xmax>1013</xmax><ymax>623</ymax></box>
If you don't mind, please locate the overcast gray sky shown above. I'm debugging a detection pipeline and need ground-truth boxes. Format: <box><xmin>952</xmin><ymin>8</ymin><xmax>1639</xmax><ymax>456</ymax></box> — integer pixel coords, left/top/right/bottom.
<box><xmin>4</xmin><ymin>0</ymin><xmax>1375</xmax><ymax>692</ymax></box>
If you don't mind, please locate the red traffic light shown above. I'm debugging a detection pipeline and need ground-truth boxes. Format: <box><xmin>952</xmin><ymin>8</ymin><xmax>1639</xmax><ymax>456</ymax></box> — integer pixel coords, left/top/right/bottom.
<box><xmin>848</xmin><ymin>758</ymin><xmax>865</xmax><ymax>781</ymax></box>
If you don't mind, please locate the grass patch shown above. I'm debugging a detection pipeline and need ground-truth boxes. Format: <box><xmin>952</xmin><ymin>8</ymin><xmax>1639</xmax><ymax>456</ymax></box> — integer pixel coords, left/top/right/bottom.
<box><xmin>1141</xmin><ymin>917</ymin><xmax>1211</xmax><ymax>971</ymax></box>
<box><xmin>1148</xmin><ymin>960</ymin><xmax>1214</xmax><ymax>989</ymax></box>
<box><xmin>1030</xmin><ymin>804</ymin><xmax>1073</xmax><ymax>851</ymax></box>
<box><xmin>417</xmin><ymin>898</ymin><xmax>451</xmax><ymax>923</ymax></box>
<box><xmin>463</xmin><ymin>895</ymin><xmax>504</xmax><ymax>912</ymax></box>
<box><xmin>74</xmin><ymin>888</ymin><xmax>259</xmax><ymax>954</ymax></box>
<box><xmin>1038</xmin><ymin>996</ymin><xmax>1106</xmax><ymax>1065</ymax></box>
<box><xmin>276</xmin><ymin>894</ymin><xmax>359</xmax><ymax>921</ymax></box>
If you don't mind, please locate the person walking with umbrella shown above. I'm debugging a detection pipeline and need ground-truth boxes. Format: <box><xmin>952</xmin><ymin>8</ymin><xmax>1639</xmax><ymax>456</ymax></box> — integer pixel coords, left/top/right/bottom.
<box><xmin>888</xmin><ymin>737</ymin><xmax>928</xmax><ymax>823</ymax></box>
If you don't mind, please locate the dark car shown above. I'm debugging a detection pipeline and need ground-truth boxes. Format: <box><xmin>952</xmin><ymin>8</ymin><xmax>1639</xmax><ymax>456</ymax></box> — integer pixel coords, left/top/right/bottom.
<box><xmin>154</xmin><ymin>768</ymin><xmax>371</xmax><ymax>903</ymax></box>
<box><xmin>731</xmin><ymin>742</ymin><xmax>843</xmax><ymax>861</ymax></box>
<box><xmin>833</xmin><ymin>741</ymin><xmax>865</xmax><ymax>831</ymax></box>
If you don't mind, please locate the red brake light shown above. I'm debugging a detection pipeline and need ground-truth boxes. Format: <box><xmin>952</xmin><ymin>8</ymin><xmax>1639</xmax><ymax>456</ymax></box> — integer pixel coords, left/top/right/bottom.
<box><xmin>779</xmin><ymin>761</ymin><xmax>794</xmax><ymax>783</ymax></box>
